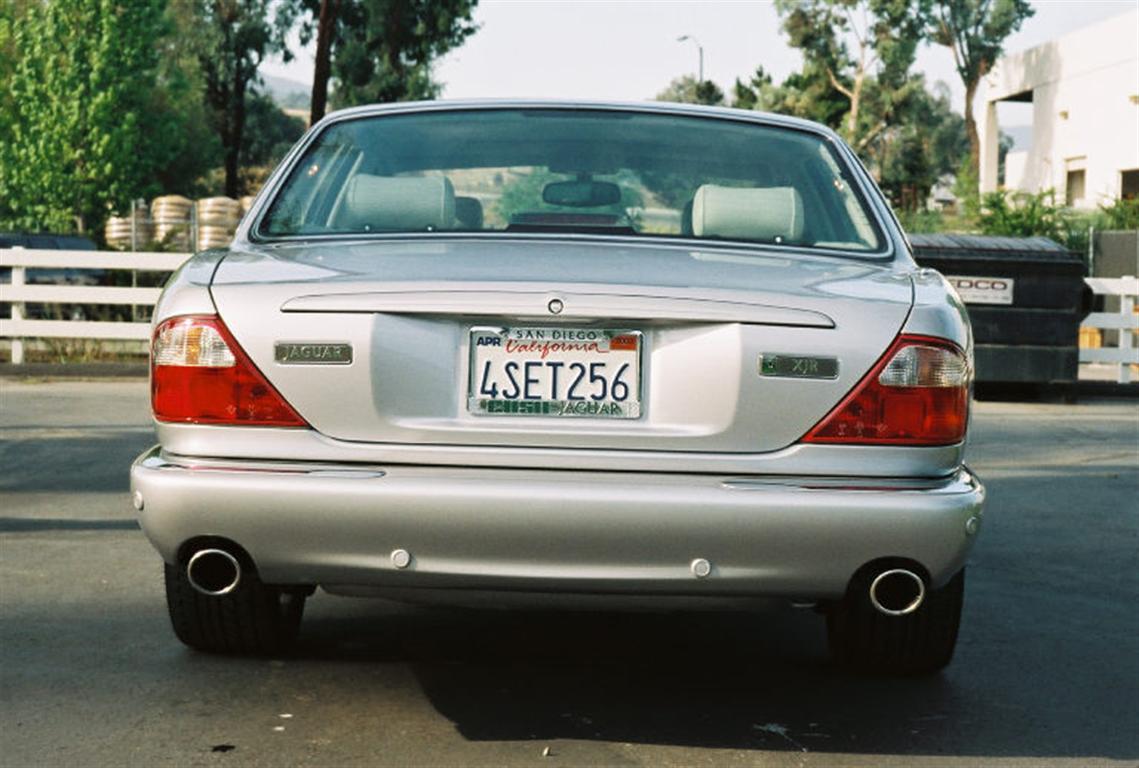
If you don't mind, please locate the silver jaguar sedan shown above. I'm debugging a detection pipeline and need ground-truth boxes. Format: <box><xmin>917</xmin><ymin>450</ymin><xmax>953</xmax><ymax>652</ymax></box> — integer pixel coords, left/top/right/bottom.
<box><xmin>132</xmin><ymin>100</ymin><xmax>984</xmax><ymax>674</ymax></box>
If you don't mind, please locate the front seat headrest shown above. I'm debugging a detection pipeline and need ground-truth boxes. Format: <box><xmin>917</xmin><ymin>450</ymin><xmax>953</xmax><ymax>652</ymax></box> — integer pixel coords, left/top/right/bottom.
<box><xmin>691</xmin><ymin>185</ymin><xmax>804</xmax><ymax>243</ymax></box>
<box><xmin>337</xmin><ymin>174</ymin><xmax>456</xmax><ymax>231</ymax></box>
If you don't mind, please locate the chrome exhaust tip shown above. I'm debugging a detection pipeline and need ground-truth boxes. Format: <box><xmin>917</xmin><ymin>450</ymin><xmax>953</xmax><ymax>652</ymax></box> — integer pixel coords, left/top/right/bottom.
<box><xmin>869</xmin><ymin>568</ymin><xmax>925</xmax><ymax>616</ymax></box>
<box><xmin>186</xmin><ymin>548</ymin><xmax>242</xmax><ymax>596</ymax></box>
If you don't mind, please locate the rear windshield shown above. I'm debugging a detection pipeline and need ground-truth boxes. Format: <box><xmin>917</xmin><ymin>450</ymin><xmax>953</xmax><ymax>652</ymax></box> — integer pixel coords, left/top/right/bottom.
<box><xmin>258</xmin><ymin>108</ymin><xmax>886</xmax><ymax>254</ymax></box>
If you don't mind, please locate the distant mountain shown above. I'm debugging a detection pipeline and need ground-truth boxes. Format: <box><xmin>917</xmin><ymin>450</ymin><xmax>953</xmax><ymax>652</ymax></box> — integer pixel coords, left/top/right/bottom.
<box><xmin>261</xmin><ymin>74</ymin><xmax>311</xmax><ymax>110</ymax></box>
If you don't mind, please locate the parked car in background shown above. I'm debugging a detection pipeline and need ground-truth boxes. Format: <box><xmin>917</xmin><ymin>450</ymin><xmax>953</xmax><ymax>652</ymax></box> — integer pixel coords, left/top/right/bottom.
<box><xmin>132</xmin><ymin>100</ymin><xmax>984</xmax><ymax>674</ymax></box>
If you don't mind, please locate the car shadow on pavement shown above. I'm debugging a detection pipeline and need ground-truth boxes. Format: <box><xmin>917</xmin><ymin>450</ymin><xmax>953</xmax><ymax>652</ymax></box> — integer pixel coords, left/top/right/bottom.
<box><xmin>294</xmin><ymin>597</ymin><xmax>1136</xmax><ymax>760</ymax></box>
<box><xmin>0</xmin><ymin>432</ymin><xmax>153</xmax><ymax>493</ymax></box>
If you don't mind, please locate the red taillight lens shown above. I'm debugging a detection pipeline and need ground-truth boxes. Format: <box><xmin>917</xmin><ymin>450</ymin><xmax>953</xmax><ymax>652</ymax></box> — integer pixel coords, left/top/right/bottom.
<box><xmin>802</xmin><ymin>335</ymin><xmax>970</xmax><ymax>446</ymax></box>
<box><xmin>151</xmin><ymin>315</ymin><xmax>307</xmax><ymax>427</ymax></box>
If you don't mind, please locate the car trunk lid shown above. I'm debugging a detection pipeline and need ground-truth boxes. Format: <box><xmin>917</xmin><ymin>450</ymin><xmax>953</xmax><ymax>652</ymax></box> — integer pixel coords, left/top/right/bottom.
<box><xmin>210</xmin><ymin>238</ymin><xmax>912</xmax><ymax>453</ymax></box>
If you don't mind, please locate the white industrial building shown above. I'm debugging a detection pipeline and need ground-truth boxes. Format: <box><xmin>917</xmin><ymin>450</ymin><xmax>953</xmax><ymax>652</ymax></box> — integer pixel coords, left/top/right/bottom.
<box><xmin>979</xmin><ymin>9</ymin><xmax>1139</xmax><ymax>207</ymax></box>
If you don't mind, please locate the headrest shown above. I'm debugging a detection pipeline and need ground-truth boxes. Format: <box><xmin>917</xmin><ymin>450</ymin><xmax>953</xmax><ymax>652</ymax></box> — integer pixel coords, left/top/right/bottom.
<box><xmin>681</xmin><ymin>199</ymin><xmax>694</xmax><ymax>236</ymax></box>
<box><xmin>454</xmin><ymin>196</ymin><xmax>484</xmax><ymax>229</ymax></box>
<box><xmin>338</xmin><ymin>174</ymin><xmax>456</xmax><ymax>231</ymax></box>
<box><xmin>691</xmin><ymin>185</ymin><xmax>804</xmax><ymax>243</ymax></box>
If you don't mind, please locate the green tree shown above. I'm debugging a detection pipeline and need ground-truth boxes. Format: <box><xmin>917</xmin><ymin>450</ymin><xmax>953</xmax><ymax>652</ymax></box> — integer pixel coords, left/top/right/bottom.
<box><xmin>0</xmin><ymin>0</ymin><xmax>168</xmax><ymax>234</ymax></box>
<box><xmin>292</xmin><ymin>0</ymin><xmax>478</xmax><ymax>114</ymax></box>
<box><xmin>929</xmin><ymin>0</ymin><xmax>1034</xmax><ymax>176</ymax></box>
<box><xmin>876</xmin><ymin>79</ymin><xmax>968</xmax><ymax>210</ymax></box>
<box><xmin>0</xmin><ymin>1</ymin><xmax>29</xmax><ymax>125</ymax></box>
<box><xmin>977</xmin><ymin>188</ymin><xmax>1063</xmax><ymax>239</ymax></box>
<box><xmin>773</xmin><ymin>0</ymin><xmax>929</xmax><ymax>151</ymax></box>
<box><xmin>177</xmin><ymin>0</ymin><xmax>296</xmax><ymax>197</ymax></box>
<box><xmin>655</xmin><ymin>75</ymin><xmax>726</xmax><ymax>106</ymax></box>
<box><xmin>150</xmin><ymin>2</ymin><xmax>224</xmax><ymax>196</ymax></box>
<box><xmin>1099</xmin><ymin>198</ymin><xmax>1139</xmax><ymax>230</ymax></box>
<box><xmin>0</xmin><ymin>2</ymin><xmax>26</xmax><ymax>226</ymax></box>
<box><xmin>731</xmin><ymin>66</ymin><xmax>773</xmax><ymax>111</ymax></box>
<box><xmin>738</xmin><ymin>1</ymin><xmax>972</xmax><ymax>213</ymax></box>
<box><xmin>733</xmin><ymin>64</ymin><xmax>849</xmax><ymax>127</ymax></box>
<box><xmin>241</xmin><ymin>90</ymin><xmax>307</xmax><ymax>168</ymax></box>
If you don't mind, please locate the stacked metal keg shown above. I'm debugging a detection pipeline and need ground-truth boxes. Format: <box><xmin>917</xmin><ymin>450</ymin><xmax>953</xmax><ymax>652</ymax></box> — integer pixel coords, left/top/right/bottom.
<box><xmin>197</xmin><ymin>197</ymin><xmax>243</xmax><ymax>250</ymax></box>
<box><xmin>103</xmin><ymin>195</ymin><xmax>250</xmax><ymax>251</ymax></box>
<box><xmin>104</xmin><ymin>202</ymin><xmax>154</xmax><ymax>250</ymax></box>
<box><xmin>151</xmin><ymin>195</ymin><xmax>194</xmax><ymax>251</ymax></box>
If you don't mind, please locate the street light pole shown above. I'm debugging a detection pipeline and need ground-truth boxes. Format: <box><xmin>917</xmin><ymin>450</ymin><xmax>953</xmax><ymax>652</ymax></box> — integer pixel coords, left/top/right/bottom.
<box><xmin>676</xmin><ymin>35</ymin><xmax>703</xmax><ymax>83</ymax></box>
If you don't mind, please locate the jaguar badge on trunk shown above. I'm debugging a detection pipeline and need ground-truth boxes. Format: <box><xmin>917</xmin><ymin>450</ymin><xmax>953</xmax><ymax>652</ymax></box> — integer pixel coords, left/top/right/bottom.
<box><xmin>274</xmin><ymin>342</ymin><xmax>353</xmax><ymax>365</ymax></box>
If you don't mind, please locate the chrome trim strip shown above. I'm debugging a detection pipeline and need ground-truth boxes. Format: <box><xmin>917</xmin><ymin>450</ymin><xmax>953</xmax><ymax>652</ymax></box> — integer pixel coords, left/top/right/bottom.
<box><xmin>153</xmin><ymin>424</ymin><xmax>969</xmax><ymax>478</ymax></box>
<box><xmin>721</xmin><ymin>468</ymin><xmax>980</xmax><ymax>494</ymax></box>
<box><xmin>137</xmin><ymin>447</ymin><xmax>386</xmax><ymax>478</ymax></box>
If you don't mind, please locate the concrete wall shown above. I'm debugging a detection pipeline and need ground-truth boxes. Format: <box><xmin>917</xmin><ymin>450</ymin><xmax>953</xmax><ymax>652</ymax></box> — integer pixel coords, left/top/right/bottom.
<box><xmin>1004</xmin><ymin>150</ymin><xmax>1028</xmax><ymax>190</ymax></box>
<box><xmin>980</xmin><ymin>10</ymin><xmax>1139</xmax><ymax>207</ymax></box>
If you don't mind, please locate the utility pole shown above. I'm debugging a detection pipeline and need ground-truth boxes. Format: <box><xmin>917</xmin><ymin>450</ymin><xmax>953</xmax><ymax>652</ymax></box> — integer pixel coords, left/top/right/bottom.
<box><xmin>677</xmin><ymin>35</ymin><xmax>704</xmax><ymax>82</ymax></box>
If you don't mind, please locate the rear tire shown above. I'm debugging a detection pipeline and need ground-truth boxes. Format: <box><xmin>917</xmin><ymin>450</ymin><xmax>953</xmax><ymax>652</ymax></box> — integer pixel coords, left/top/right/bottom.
<box><xmin>164</xmin><ymin>561</ymin><xmax>305</xmax><ymax>655</ymax></box>
<box><xmin>827</xmin><ymin>567</ymin><xmax>964</xmax><ymax>675</ymax></box>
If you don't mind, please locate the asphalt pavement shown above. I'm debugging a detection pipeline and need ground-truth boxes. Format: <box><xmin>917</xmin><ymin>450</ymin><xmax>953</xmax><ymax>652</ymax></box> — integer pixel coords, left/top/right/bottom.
<box><xmin>1</xmin><ymin>379</ymin><xmax>1137</xmax><ymax>767</ymax></box>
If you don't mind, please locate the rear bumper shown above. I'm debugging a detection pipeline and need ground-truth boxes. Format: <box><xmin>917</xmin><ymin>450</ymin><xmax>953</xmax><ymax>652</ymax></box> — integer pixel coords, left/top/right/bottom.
<box><xmin>131</xmin><ymin>446</ymin><xmax>985</xmax><ymax>600</ymax></box>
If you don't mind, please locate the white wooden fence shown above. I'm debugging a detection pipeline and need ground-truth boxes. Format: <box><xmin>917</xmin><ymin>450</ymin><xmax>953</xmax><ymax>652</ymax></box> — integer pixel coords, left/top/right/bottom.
<box><xmin>1078</xmin><ymin>276</ymin><xmax>1139</xmax><ymax>384</ymax></box>
<box><xmin>0</xmin><ymin>248</ymin><xmax>190</xmax><ymax>364</ymax></box>
<box><xmin>2</xmin><ymin>249</ymin><xmax>1138</xmax><ymax>382</ymax></box>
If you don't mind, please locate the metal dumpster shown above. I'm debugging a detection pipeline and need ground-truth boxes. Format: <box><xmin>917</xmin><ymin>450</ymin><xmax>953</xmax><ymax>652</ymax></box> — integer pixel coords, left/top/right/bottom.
<box><xmin>909</xmin><ymin>234</ymin><xmax>1092</xmax><ymax>388</ymax></box>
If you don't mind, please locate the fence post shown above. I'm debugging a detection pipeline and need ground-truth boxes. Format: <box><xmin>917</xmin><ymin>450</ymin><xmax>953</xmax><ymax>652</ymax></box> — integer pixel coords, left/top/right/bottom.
<box><xmin>10</xmin><ymin>246</ymin><xmax>25</xmax><ymax>365</ymax></box>
<box><xmin>1087</xmin><ymin>225</ymin><xmax>1095</xmax><ymax>275</ymax></box>
<box><xmin>1121</xmin><ymin>275</ymin><xmax>1135</xmax><ymax>385</ymax></box>
<box><xmin>190</xmin><ymin>202</ymin><xmax>199</xmax><ymax>253</ymax></box>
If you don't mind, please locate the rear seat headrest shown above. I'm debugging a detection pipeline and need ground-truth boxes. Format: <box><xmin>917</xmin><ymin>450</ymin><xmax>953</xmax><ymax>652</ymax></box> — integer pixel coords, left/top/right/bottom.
<box><xmin>454</xmin><ymin>196</ymin><xmax>484</xmax><ymax>229</ymax></box>
<box><xmin>691</xmin><ymin>185</ymin><xmax>804</xmax><ymax>243</ymax></box>
<box><xmin>338</xmin><ymin>174</ymin><xmax>456</xmax><ymax>231</ymax></box>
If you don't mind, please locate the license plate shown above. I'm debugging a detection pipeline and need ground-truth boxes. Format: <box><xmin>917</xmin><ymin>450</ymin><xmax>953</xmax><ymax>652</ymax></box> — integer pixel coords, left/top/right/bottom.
<box><xmin>468</xmin><ymin>327</ymin><xmax>642</xmax><ymax>418</ymax></box>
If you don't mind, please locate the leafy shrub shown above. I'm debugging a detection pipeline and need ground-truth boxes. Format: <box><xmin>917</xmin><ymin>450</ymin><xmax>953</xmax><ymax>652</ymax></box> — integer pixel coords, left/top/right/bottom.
<box><xmin>1099</xmin><ymin>197</ymin><xmax>1139</xmax><ymax>230</ymax></box>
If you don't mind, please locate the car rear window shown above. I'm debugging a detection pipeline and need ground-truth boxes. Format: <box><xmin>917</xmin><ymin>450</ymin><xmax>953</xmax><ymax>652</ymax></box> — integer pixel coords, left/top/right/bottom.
<box><xmin>257</xmin><ymin>108</ymin><xmax>886</xmax><ymax>254</ymax></box>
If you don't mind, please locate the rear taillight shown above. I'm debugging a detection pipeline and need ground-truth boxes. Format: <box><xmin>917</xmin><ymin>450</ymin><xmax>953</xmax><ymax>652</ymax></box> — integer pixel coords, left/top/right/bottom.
<box><xmin>803</xmin><ymin>335</ymin><xmax>970</xmax><ymax>446</ymax></box>
<box><xmin>151</xmin><ymin>315</ymin><xmax>307</xmax><ymax>427</ymax></box>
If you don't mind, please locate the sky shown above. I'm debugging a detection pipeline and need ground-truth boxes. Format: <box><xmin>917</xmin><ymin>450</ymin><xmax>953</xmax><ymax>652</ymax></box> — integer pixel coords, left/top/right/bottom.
<box><xmin>262</xmin><ymin>0</ymin><xmax>1137</xmax><ymax>118</ymax></box>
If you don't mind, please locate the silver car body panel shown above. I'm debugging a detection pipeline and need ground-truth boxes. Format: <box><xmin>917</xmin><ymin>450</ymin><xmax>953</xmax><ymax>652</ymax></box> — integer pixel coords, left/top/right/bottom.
<box><xmin>904</xmin><ymin>266</ymin><xmax>974</xmax><ymax>346</ymax></box>
<box><xmin>153</xmin><ymin>249</ymin><xmax>226</xmax><ymax>318</ymax></box>
<box><xmin>208</xmin><ymin>240</ymin><xmax>915</xmax><ymax>455</ymax></box>
<box><xmin>137</xmin><ymin>100</ymin><xmax>984</xmax><ymax>599</ymax></box>
<box><xmin>132</xmin><ymin>446</ymin><xmax>984</xmax><ymax>596</ymax></box>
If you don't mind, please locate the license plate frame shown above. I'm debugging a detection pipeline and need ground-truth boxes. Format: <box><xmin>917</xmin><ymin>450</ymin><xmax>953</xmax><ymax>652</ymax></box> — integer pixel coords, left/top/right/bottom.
<box><xmin>467</xmin><ymin>327</ymin><xmax>643</xmax><ymax>419</ymax></box>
